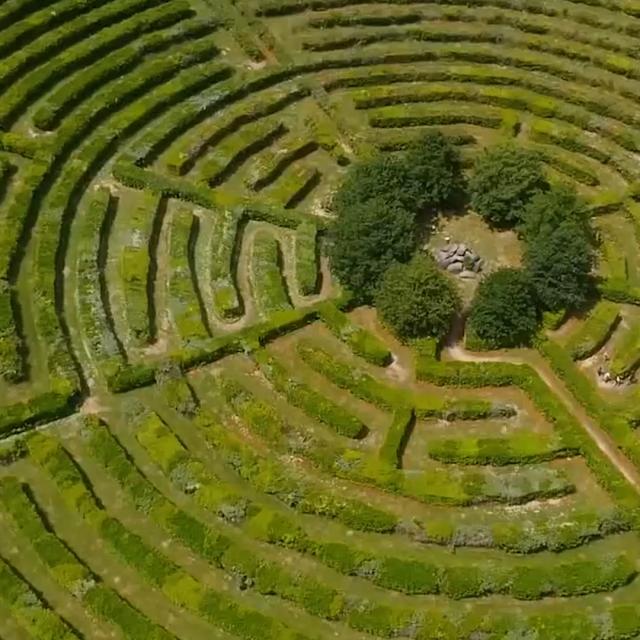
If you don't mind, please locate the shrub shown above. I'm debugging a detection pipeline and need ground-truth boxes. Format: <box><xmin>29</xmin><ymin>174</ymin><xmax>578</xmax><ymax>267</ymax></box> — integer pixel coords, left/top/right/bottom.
<box><xmin>467</xmin><ymin>268</ymin><xmax>540</xmax><ymax>348</ymax></box>
<box><xmin>469</xmin><ymin>143</ymin><xmax>547</xmax><ymax>227</ymax></box>
<box><xmin>376</xmin><ymin>253</ymin><xmax>460</xmax><ymax>341</ymax></box>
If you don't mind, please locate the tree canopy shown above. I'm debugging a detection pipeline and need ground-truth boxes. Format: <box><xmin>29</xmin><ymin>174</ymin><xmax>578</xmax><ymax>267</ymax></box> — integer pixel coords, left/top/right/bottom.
<box><xmin>330</xmin><ymin>132</ymin><xmax>465</xmax><ymax>303</ymax></box>
<box><xmin>332</xmin><ymin>153</ymin><xmax>422</xmax><ymax>213</ymax></box>
<box><xmin>403</xmin><ymin>131</ymin><xmax>466</xmax><ymax>210</ymax></box>
<box><xmin>525</xmin><ymin>219</ymin><xmax>594</xmax><ymax>312</ymax></box>
<box><xmin>467</xmin><ymin>268</ymin><xmax>540</xmax><ymax>348</ymax></box>
<box><xmin>469</xmin><ymin>144</ymin><xmax>547</xmax><ymax>228</ymax></box>
<box><xmin>520</xmin><ymin>184</ymin><xmax>591</xmax><ymax>241</ymax></box>
<box><xmin>329</xmin><ymin>196</ymin><xmax>416</xmax><ymax>303</ymax></box>
<box><xmin>376</xmin><ymin>253</ymin><xmax>460</xmax><ymax>340</ymax></box>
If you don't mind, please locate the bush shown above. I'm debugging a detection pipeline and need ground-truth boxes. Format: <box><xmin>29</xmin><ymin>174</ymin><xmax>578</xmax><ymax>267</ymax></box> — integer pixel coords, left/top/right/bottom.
<box><xmin>525</xmin><ymin>219</ymin><xmax>594</xmax><ymax>312</ymax></box>
<box><xmin>376</xmin><ymin>253</ymin><xmax>460</xmax><ymax>341</ymax></box>
<box><xmin>467</xmin><ymin>268</ymin><xmax>540</xmax><ymax>348</ymax></box>
<box><xmin>469</xmin><ymin>143</ymin><xmax>547</xmax><ymax>227</ymax></box>
<box><xmin>329</xmin><ymin>196</ymin><xmax>416</xmax><ymax>303</ymax></box>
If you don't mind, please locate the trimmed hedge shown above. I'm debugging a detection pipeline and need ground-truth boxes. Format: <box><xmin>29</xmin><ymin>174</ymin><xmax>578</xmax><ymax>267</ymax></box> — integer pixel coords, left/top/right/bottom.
<box><xmin>297</xmin><ymin>340</ymin><xmax>510</xmax><ymax>418</ymax></box>
<box><xmin>427</xmin><ymin>433</ymin><xmax>578</xmax><ymax>465</ymax></box>
<box><xmin>0</xmin><ymin>384</ymin><xmax>79</xmax><ymax>438</ymax></box>
<box><xmin>0</xmin><ymin>476</ymin><xmax>176</xmax><ymax>640</ymax></box>
<box><xmin>318</xmin><ymin>301</ymin><xmax>392</xmax><ymax>366</ymax></box>
<box><xmin>566</xmin><ymin>301</ymin><xmax>621</xmax><ymax>360</ymax></box>
<box><xmin>27</xmin><ymin>431</ymin><xmax>311</xmax><ymax>640</ymax></box>
<box><xmin>76</xmin><ymin>187</ymin><xmax>125</xmax><ymax>381</ymax></box>
<box><xmin>295</xmin><ymin>221</ymin><xmax>320</xmax><ymax>296</ymax></box>
<box><xmin>0</xmin><ymin>555</ymin><xmax>79</xmax><ymax>640</ymax></box>
<box><xmin>254</xmin><ymin>348</ymin><xmax>365</xmax><ymax>437</ymax></box>
<box><xmin>418</xmin><ymin>343</ymin><xmax>640</xmax><ymax>519</ymax></box>
<box><xmin>7</xmin><ymin>1</ymin><xmax>198</xmax><ymax>130</ymax></box>
<box><xmin>250</xmin><ymin>231</ymin><xmax>292</xmax><ymax>317</ymax></box>
<box><xmin>168</xmin><ymin>208</ymin><xmax>210</xmax><ymax>342</ymax></box>
<box><xmin>378</xmin><ymin>408</ymin><xmax>414</xmax><ymax>467</ymax></box>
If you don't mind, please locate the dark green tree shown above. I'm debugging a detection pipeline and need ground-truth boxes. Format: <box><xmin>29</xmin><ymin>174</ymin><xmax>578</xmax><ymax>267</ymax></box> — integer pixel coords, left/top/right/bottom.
<box><xmin>469</xmin><ymin>144</ymin><xmax>547</xmax><ymax>228</ymax></box>
<box><xmin>467</xmin><ymin>268</ymin><xmax>539</xmax><ymax>348</ymax></box>
<box><xmin>329</xmin><ymin>196</ymin><xmax>416</xmax><ymax>303</ymax></box>
<box><xmin>525</xmin><ymin>220</ymin><xmax>594</xmax><ymax>312</ymax></box>
<box><xmin>404</xmin><ymin>131</ymin><xmax>466</xmax><ymax>210</ymax></box>
<box><xmin>332</xmin><ymin>153</ymin><xmax>423</xmax><ymax>213</ymax></box>
<box><xmin>376</xmin><ymin>254</ymin><xmax>460</xmax><ymax>340</ymax></box>
<box><xmin>520</xmin><ymin>184</ymin><xmax>591</xmax><ymax>240</ymax></box>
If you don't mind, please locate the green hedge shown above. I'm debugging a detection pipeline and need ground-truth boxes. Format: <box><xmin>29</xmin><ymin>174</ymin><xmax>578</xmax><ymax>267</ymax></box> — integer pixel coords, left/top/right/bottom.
<box><xmin>418</xmin><ymin>342</ymin><xmax>640</xmax><ymax>520</ymax></box>
<box><xmin>297</xmin><ymin>340</ymin><xmax>510</xmax><ymax>418</ymax></box>
<box><xmin>211</xmin><ymin>209</ymin><xmax>242</xmax><ymax>319</ymax></box>
<box><xmin>168</xmin><ymin>208</ymin><xmax>210</xmax><ymax>342</ymax></box>
<box><xmin>378</xmin><ymin>408</ymin><xmax>413</xmax><ymax>467</ymax></box>
<box><xmin>7</xmin><ymin>1</ymin><xmax>197</xmax><ymax>130</ymax></box>
<box><xmin>0</xmin><ymin>385</ymin><xmax>79</xmax><ymax>438</ymax></box>
<box><xmin>318</xmin><ymin>301</ymin><xmax>392</xmax><ymax>366</ymax></box>
<box><xmin>254</xmin><ymin>348</ymin><xmax>365</xmax><ymax>437</ymax></box>
<box><xmin>427</xmin><ymin>433</ymin><xmax>578</xmax><ymax>465</ymax></box>
<box><xmin>250</xmin><ymin>231</ymin><xmax>292</xmax><ymax>317</ymax></box>
<box><xmin>76</xmin><ymin>188</ymin><xmax>125</xmax><ymax>381</ymax></box>
<box><xmin>566</xmin><ymin>301</ymin><xmax>621</xmax><ymax>360</ymax></box>
<box><xmin>0</xmin><ymin>476</ymin><xmax>176</xmax><ymax>640</ymax></box>
<box><xmin>295</xmin><ymin>221</ymin><xmax>320</xmax><ymax>296</ymax></box>
<box><xmin>0</xmin><ymin>555</ymin><xmax>79</xmax><ymax>640</ymax></box>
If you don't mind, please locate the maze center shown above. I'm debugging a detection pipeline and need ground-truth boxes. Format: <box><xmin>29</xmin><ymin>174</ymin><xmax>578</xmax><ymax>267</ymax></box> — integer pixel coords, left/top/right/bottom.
<box><xmin>5</xmin><ymin>1</ymin><xmax>640</xmax><ymax>639</ymax></box>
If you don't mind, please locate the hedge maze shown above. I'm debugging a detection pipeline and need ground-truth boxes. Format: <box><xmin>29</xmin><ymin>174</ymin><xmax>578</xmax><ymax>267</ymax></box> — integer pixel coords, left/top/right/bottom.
<box><xmin>7</xmin><ymin>1</ymin><xmax>640</xmax><ymax>639</ymax></box>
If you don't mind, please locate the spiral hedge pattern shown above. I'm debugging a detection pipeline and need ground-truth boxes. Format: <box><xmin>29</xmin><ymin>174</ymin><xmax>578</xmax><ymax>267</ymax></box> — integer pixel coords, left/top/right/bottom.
<box><xmin>4</xmin><ymin>1</ymin><xmax>640</xmax><ymax>638</ymax></box>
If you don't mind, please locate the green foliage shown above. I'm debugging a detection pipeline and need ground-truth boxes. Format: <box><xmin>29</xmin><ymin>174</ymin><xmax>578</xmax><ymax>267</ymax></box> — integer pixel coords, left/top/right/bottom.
<box><xmin>467</xmin><ymin>268</ymin><xmax>540</xmax><ymax>348</ymax></box>
<box><xmin>376</xmin><ymin>253</ymin><xmax>460</xmax><ymax>341</ymax></box>
<box><xmin>378</xmin><ymin>409</ymin><xmax>414</xmax><ymax>467</ymax></box>
<box><xmin>566</xmin><ymin>301</ymin><xmax>620</xmax><ymax>360</ymax></box>
<box><xmin>295</xmin><ymin>221</ymin><xmax>320</xmax><ymax>295</ymax></box>
<box><xmin>332</xmin><ymin>153</ymin><xmax>421</xmax><ymax>213</ymax></box>
<box><xmin>470</xmin><ymin>143</ymin><xmax>547</xmax><ymax>227</ymax></box>
<box><xmin>330</xmin><ymin>132</ymin><xmax>464</xmax><ymax>303</ymax></box>
<box><xmin>329</xmin><ymin>196</ymin><xmax>416</xmax><ymax>303</ymax></box>
<box><xmin>318</xmin><ymin>301</ymin><xmax>391</xmax><ymax>366</ymax></box>
<box><xmin>402</xmin><ymin>130</ymin><xmax>466</xmax><ymax>209</ymax></box>
<box><xmin>525</xmin><ymin>219</ymin><xmax>594</xmax><ymax>312</ymax></box>
<box><xmin>427</xmin><ymin>433</ymin><xmax>578</xmax><ymax>465</ymax></box>
<box><xmin>520</xmin><ymin>184</ymin><xmax>591</xmax><ymax>241</ymax></box>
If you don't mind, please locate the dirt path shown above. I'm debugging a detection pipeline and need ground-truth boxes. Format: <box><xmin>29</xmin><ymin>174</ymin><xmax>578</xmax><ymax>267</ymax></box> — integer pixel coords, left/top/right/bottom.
<box><xmin>444</xmin><ymin>343</ymin><xmax>640</xmax><ymax>493</ymax></box>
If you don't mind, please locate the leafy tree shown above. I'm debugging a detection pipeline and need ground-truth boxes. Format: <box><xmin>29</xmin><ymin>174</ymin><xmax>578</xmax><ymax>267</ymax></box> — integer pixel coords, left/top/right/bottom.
<box><xmin>525</xmin><ymin>220</ymin><xmax>594</xmax><ymax>312</ymax></box>
<box><xmin>376</xmin><ymin>253</ymin><xmax>460</xmax><ymax>340</ymax></box>
<box><xmin>403</xmin><ymin>131</ymin><xmax>466</xmax><ymax>209</ymax></box>
<box><xmin>333</xmin><ymin>132</ymin><xmax>465</xmax><ymax>215</ymax></box>
<box><xmin>520</xmin><ymin>184</ymin><xmax>591</xmax><ymax>241</ymax></box>
<box><xmin>469</xmin><ymin>144</ymin><xmax>547</xmax><ymax>228</ymax></box>
<box><xmin>332</xmin><ymin>153</ymin><xmax>423</xmax><ymax>213</ymax></box>
<box><xmin>467</xmin><ymin>268</ymin><xmax>539</xmax><ymax>348</ymax></box>
<box><xmin>329</xmin><ymin>197</ymin><xmax>416</xmax><ymax>303</ymax></box>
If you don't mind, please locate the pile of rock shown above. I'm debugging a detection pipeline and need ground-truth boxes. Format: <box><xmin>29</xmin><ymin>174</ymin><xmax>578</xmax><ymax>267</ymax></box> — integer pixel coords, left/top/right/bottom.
<box><xmin>434</xmin><ymin>243</ymin><xmax>484</xmax><ymax>278</ymax></box>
